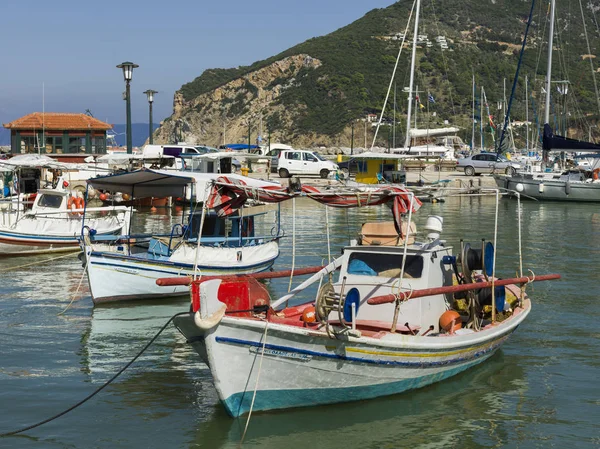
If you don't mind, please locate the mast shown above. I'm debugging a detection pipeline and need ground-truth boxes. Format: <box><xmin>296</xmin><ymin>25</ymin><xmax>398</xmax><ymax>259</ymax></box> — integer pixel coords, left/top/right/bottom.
<box><xmin>545</xmin><ymin>0</ymin><xmax>556</xmax><ymax>125</ymax></box>
<box><xmin>404</xmin><ymin>0</ymin><xmax>421</xmax><ymax>148</ymax></box>
<box><xmin>471</xmin><ymin>74</ymin><xmax>475</xmax><ymax>151</ymax></box>
<box><xmin>480</xmin><ymin>86</ymin><xmax>484</xmax><ymax>151</ymax></box>
<box><xmin>526</xmin><ymin>75</ymin><xmax>529</xmax><ymax>153</ymax></box>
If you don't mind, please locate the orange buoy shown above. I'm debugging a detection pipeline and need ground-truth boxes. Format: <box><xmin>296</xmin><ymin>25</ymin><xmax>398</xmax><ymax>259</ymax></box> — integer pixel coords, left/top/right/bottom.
<box><xmin>301</xmin><ymin>306</ymin><xmax>317</xmax><ymax>323</ymax></box>
<box><xmin>99</xmin><ymin>193</ymin><xmax>107</xmax><ymax>202</ymax></box>
<box><xmin>122</xmin><ymin>193</ymin><xmax>131</xmax><ymax>201</ymax></box>
<box><xmin>439</xmin><ymin>310</ymin><xmax>462</xmax><ymax>333</ymax></box>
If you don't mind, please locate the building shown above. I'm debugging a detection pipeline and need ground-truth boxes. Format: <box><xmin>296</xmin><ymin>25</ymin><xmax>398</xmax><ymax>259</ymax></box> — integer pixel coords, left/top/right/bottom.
<box><xmin>2</xmin><ymin>112</ymin><xmax>111</xmax><ymax>161</ymax></box>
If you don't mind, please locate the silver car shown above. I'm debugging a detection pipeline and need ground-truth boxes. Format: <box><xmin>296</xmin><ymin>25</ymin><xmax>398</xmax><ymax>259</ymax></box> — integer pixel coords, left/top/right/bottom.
<box><xmin>457</xmin><ymin>153</ymin><xmax>521</xmax><ymax>176</ymax></box>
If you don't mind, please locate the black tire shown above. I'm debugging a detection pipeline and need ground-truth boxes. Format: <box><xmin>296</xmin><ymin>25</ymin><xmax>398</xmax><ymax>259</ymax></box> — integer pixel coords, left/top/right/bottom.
<box><xmin>278</xmin><ymin>168</ymin><xmax>290</xmax><ymax>178</ymax></box>
<box><xmin>464</xmin><ymin>166</ymin><xmax>475</xmax><ymax>176</ymax></box>
<box><xmin>505</xmin><ymin>166</ymin><xmax>517</xmax><ymax>176</ymax></box>
<box><xmin>320</xmin><ymin>169</ymin><xmax>330</xmax><ymax>179</ymax></box>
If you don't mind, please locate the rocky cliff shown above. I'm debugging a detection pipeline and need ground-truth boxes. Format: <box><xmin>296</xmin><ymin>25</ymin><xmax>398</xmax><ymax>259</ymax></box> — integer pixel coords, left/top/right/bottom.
<box><xmin>154</xmin><ymin>54</ymin><xmax>326</xmax><ymax>147</ymax></box>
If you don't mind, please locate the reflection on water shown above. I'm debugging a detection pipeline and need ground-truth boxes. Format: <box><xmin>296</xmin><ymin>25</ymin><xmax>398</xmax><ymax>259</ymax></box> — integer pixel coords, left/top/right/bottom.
<box><xmin>0</xmin><ymin>197</ymin><xmax>599</xmax><ymax>448</ymax></box>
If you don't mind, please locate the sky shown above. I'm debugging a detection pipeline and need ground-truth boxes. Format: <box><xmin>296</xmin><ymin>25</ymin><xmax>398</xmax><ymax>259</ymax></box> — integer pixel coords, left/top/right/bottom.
<box><xmin>0</xmin><ymin>0</ymin><xmax>395</xmax><ymax>128</ymax></box>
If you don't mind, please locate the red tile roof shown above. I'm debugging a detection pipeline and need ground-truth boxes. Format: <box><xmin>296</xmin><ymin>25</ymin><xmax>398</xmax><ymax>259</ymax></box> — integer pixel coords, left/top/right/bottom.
<box><xmin>3</xmin><ymin>113</ymin><xmax>112</xmax><ymax>131</ymax></box>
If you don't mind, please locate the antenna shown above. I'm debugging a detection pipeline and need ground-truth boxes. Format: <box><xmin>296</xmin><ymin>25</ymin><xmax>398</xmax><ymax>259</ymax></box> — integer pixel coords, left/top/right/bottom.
<box><xmin>41</xmin><ymin>82</ymin><xmax>45</xmax><ymax>155</ymax></box>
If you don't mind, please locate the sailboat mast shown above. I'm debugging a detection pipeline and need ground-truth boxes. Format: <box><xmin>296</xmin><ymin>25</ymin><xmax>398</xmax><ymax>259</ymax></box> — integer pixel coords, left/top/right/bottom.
<box><xmin>404</xmin><ymin>0</ymin><xmax>421</xmax><ymax>148</ymax></box>
<box><xmin>471</xmin><ymin>74</ymin><xmax>475</xmax><ymax>151</ymax></box>
<box><xmin>526</xmin><ymin>75</ymin><xmax>529</xmax><ymax>152</ymax></box>
<box><xmin>545</xmin><ymin>0</ymin><xmax>556</xmax><ymax>125</ymax></box>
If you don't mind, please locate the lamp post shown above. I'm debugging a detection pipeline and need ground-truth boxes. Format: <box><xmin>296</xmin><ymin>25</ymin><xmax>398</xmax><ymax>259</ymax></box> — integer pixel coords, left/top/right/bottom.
<box><xmin>116</xmin><ymin>61</ymin><xmax>139</xmax><ymax>154</ymax></box>
<box><xmin>143</xmin><ymin>90</ymin><xmax>158</xmax><ymax>144</ymax></box>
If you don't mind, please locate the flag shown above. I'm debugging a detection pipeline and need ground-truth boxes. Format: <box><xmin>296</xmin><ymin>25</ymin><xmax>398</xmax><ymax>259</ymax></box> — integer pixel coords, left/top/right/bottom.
<box><xmin>428</xmin><ymin>94</ymin><xmax>435</xmax><ymax>103</ymax></box>
<box><xmin>419</xmin><ymin>103</ymin><xmax>425</xmax><ymax>109</ymax></box>
<box><xmin>488</xmin><ymin>114</ymin><xmax>496</xmax><ymax>129</ymax></box>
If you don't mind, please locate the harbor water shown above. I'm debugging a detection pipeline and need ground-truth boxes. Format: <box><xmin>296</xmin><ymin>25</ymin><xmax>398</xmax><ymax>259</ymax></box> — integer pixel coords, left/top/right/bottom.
<box><xmin>0</xmin><ymin>197</ymin><xmax>598</xmax><ymax>448</ymax></box>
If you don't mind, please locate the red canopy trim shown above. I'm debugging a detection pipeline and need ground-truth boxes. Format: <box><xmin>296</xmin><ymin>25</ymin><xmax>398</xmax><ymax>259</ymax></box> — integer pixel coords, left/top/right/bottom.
<box><xmin>206</xmin><ymin>177</ymin><xmax>421</xmax><ymax>221</ymax></box>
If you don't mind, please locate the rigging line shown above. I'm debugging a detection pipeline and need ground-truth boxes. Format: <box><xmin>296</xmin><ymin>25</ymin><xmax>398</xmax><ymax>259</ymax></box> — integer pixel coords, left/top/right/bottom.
<box><xmin>0</xmin><ymin>312</ymin><xmax>189</xmax><ymax>438</ymax></box>
<box><xmin>497</xmin><ymin>0</ymin><xmax>537</xmax><ymax>155</ymax></box>
<box><xmin>577</xmin><ymin>0</ymin><xmax>600</xmax><ymax>118</ymax></box>
<box><xmin>428</xmin><ymin>0</ymin><xmax>456</xmax><ymax>117</ymax></box>
<box><xmin>371</xmin><ymin>0</ymin><xmax>417</xmax><ymax>150</ymax></box>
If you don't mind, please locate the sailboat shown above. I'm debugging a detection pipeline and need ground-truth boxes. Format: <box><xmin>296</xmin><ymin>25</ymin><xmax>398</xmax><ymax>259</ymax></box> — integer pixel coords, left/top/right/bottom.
<box><xmin>497</xmin><ymin>0</ymin><xmax>600</xmax><ymax>201</ymax></box>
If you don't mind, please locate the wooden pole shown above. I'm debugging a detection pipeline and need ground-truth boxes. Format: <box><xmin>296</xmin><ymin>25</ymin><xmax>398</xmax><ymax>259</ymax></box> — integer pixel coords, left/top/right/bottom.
<box><xmin>367</xmin><ymin>273</ymin><xmax>561</xmax><ymax>305</ymax></box>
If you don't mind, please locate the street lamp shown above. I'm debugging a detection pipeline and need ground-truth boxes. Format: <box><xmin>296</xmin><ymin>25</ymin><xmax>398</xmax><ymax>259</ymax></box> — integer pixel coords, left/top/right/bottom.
<box><xmin>116</xmin><ymin>61</ymin><xmax>139</xmax><ymax>154</ymax></box>
<box><xmin>143</xmin><ymin>90</ymin><xmax>158</xmax><ymax>144</ymax></box>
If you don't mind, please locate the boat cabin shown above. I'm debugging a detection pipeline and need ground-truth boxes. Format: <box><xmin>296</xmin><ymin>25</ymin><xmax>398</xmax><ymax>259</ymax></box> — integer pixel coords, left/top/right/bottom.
<box><xmin>330</xmin><ymin>219</ymin><xmax>454</xmax><ymax>333</ymax></box>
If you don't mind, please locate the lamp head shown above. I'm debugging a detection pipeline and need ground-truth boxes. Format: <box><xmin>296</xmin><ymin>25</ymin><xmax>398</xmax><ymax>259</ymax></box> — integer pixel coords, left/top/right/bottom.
<box><xmin>143</xmin><ymin>89</ymin><xmax>158</xmax><ymax>103</ymax></box>
<box><xmin>116</xmin><ymin>61</ymin><xmax>139</xmax><ymax>82</ymax></box>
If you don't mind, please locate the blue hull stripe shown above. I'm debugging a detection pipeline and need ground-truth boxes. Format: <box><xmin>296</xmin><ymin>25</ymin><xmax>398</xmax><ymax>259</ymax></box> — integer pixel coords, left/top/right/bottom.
<box><xmin>222</xmin><ymin>358</ymin><xmax>488</xmax><ymax>417</ymax></box>
<box><xmin>215</xmin><ymin>335</ymin><xmax>508</xmax><ymax>368</ymax></box>
<box><xmin>90</xmin><ymin>258</ymin><xmax>276</xmax><ymax>276</ymax></box>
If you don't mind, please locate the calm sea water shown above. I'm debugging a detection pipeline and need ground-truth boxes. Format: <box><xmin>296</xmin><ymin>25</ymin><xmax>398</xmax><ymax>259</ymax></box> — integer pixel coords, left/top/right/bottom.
<box><xmin>0</xmin><ymin>197</ymin><xmax>598</xmax><ymax>448</ymax></box>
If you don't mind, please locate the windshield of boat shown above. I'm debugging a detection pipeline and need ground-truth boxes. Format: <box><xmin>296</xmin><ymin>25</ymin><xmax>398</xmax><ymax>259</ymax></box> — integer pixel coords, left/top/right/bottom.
<box><xmin>347</xmin><ymin>252</ymin><xmax>423</xmax><ymax>278</ymax></box>
<box><xmin>37</xmin><ymin>194</ymin><xmax>63</xmax><ymax>208</ymax></box>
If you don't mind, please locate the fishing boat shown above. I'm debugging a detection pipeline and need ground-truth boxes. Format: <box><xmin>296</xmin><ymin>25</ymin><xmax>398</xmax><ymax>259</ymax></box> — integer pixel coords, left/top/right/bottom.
<box><xmin>0</xmin><ymin>156</ymin><xmax>129</xmax><ymax>256</ymax></box>
<box><xmin>169</xmin><ymin>183</ymin><xmax>560</xmax><ymax>417</ymax></box>
<box><xmin>82</xmin><ymin>169</ymin><xmax>282</xmax><ymax>304</ymax></box>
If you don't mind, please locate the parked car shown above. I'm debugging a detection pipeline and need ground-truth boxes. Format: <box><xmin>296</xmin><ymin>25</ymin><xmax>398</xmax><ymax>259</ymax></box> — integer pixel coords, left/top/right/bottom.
<box><xmin>277</xmin><ymin>149</ymin><xmax>338</xmax><ymax>178</ymax></box>
<box><xmin>337</xmin><ymin>158</ymin><xmax>368</xmax><ymax>177</ymax></box>
<box><xmin>457</xmin><ymin>153</ymin><xmax>521</xmax><ymax>176</ymax></box>
<box><xmin>266</xmin><ymin>148</ymin><xmax>283</xmax><ymax>173</ymax></box>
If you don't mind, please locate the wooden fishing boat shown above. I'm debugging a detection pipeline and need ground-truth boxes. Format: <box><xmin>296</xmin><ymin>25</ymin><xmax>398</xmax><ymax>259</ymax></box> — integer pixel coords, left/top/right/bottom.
<box><xmin>168</xmin><ymin>185</ymin><xmax>560</xmax><ymax>417</ymax></box>
<box><xmin>82</xmin><ymin>169</ymin><xmax>283</xmax><ymax>304</ymax></box>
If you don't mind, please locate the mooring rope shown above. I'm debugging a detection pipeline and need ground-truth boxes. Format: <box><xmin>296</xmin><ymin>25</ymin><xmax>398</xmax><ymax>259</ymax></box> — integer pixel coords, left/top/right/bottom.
<box><xmin>0</xmin><ymin>252</ymin><xmax>74</xmax><ymax>272</ymax></box>
<box><xmin>239</xmin><ymin>321</ymin><xmax>269</xmax><ymax>447</ymax></box>
<box><xmin>58</xmin><ymin>251</ymin><xmax>91</xmax><ymax>316</ymax></box>
<box><xmin>0</xmin><ymin>312</ymin><xmax>189</xmax><ymax>438</ymax></box>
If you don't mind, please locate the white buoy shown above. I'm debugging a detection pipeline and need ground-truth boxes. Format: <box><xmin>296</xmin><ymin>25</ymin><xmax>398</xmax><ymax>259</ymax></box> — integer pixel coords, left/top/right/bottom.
<box><xmin>516</xmin><ymin>183</ymin><xmax>524</xmax><ymax>192</ymax></box>
<box><xmin>424</xmin><ymin>215</ymin><xmax>443</xmax><ymax>240</ymax></box>
<box><xmin>539</xmin><ymin>183</ymin><xmax>545</xmax><ymax>193</ymax></box>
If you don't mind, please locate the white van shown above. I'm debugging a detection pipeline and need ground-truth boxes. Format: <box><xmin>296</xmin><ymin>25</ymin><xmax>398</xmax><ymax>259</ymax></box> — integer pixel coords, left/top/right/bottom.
<box><xmin>277</xmin><ymin>150</ymin><xmax>338</xmax><ymax>178</ymax></box>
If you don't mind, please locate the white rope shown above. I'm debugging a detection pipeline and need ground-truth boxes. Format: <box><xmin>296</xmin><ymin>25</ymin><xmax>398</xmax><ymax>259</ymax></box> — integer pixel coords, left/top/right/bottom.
<box><xmin>58</xmin><ymin>252</ymin><xmax>91</xmax><ymax>316</ymax></box>
<box><xmin>239</xmin><ymin>321</ymin><xmax>269</xmax><ymax>447</ymax></box>
<box><xmin>192</xmin><ymin>200</ymin><xmax>208</xmax><ymax>281</ymax></box>
<box><xmin>491</xmin><ymin>189</ymin><xmax>500</xmax><ymax>322</ymax></box>
<box><xmin>287</xmin><ymin>197</ymin><xmax>296</xmax><ymax>293</ymax></box>
<box><xmin>325</xmin><ymin>205</ymin><xmax>331</xmax><ymax>264</ymax></box>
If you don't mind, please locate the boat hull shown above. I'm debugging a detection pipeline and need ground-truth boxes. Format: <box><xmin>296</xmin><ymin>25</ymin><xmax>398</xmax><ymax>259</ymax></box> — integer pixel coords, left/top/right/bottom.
<box><xmin>86</xmin><ymin>241</ymin><xmax>279</xmax><ymax>304</ymax></box>
<box><xmin>174</xmin><ymin>300</ymin><xmax>529</xmax><ymax>417</ymax></box>
<box><xmin>496</xmin><ymin>175</ymin><xmax>600</xmax><ymax>202</ymax></box>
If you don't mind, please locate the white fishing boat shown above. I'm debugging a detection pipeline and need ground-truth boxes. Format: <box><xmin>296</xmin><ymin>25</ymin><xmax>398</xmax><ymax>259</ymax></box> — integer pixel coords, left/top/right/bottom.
<box><xmin>171</xmin><ymin>185</ymin><xmax>560</xmax><ymax>417</ymax></box>
<box><xmin>82</xmin><ymin>169</ymin><xmax>283</xmax><ymax>304</ymax></box>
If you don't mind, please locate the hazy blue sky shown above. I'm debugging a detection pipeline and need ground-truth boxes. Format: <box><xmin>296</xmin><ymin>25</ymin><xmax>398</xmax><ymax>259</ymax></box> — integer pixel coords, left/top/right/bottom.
<box><xmin>0</xmin><ymin>0</ymin><xmax>395</xmax><ymax>127</ymax></box>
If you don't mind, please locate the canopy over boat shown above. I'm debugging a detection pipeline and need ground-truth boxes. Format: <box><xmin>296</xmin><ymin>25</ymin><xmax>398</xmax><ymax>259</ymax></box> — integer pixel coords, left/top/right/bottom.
<box><xmin>0</xmin><ymin>154</ymin><xmax>79</xmax><ymax>170</ymax></box>
<box><xmin>543</xmin><ymin>123</ymin><xmax>600</xmax><ymax>152</ymax></box>
<box><xmin>87</xmin><ymin>169</ymin><xmax>283</xmax><ymax>202</ymax></box>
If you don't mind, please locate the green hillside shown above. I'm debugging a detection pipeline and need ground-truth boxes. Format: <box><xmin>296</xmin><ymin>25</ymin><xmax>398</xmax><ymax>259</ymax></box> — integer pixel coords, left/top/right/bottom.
<box><xmin>178</xmin><ymin>0</ymin><xmax>600</xmax><ymax>145</ymax></box>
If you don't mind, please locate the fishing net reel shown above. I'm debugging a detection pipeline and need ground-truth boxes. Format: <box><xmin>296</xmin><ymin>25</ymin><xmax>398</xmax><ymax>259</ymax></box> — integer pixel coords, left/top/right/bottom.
<box><xmin>315</xmin><ymin>277</ymin><xmax>361</xmax><ymax>336</ymax></box>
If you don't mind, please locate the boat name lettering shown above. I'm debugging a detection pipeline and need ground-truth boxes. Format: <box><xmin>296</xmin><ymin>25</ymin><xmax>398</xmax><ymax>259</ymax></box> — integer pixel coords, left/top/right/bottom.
<box><xmin>249</xmin><ymin>346</ymin><xmax>312</xmax><ymax>361</ymax></box>
<box><xmin>115</xmin><ymin>267</ymin><xmax>138</xmax><ymax>275</ymax></box>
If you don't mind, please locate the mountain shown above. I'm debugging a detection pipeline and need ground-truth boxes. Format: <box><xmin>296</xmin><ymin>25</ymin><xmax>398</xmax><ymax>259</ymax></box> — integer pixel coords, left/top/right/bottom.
<box><xmin>154</xmin><ymin>0</ymin><xmax>600</xmax><ymax>149</ymax></box>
